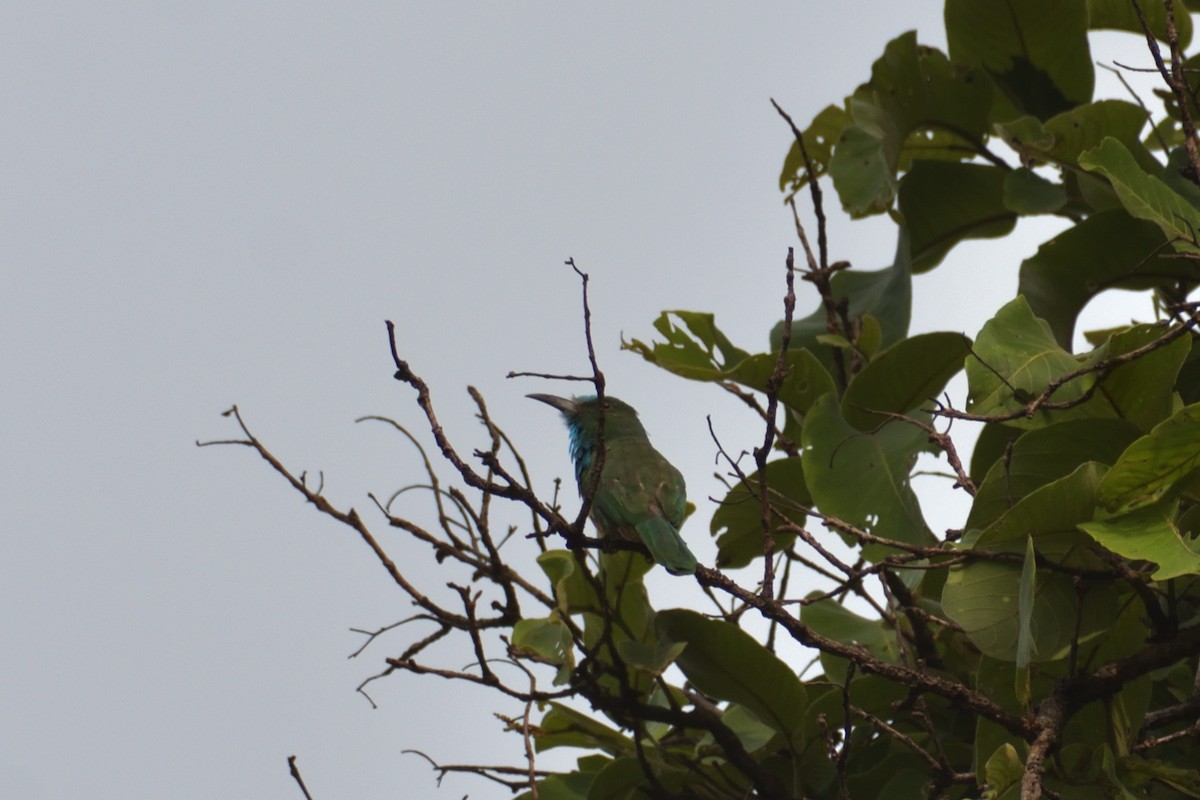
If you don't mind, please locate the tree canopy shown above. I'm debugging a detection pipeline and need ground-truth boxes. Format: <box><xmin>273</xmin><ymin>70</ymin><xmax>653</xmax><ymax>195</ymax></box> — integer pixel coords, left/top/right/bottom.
<box><xmin>214</xmin><ymin>2</ymin><xmax>1200</xmax><ymax>798</ymax></box>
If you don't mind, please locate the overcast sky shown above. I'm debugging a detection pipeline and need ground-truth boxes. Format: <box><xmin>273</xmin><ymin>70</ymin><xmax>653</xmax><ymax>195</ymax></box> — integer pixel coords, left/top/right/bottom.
<box><xmin>1</xmin><ymin>4</ymin><xmax>1161</xmax><ymax>798</ymax></box>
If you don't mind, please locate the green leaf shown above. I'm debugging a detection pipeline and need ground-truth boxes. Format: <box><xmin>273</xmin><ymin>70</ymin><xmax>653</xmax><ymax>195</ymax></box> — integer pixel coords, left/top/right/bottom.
<box><xmin>900</xmin><ymin>161</ymin><xmax>1016</xmax><ymax>272</ymax></box>
<box><xmin>622</xmin><ymin>311</ymin><xmax>750</xmax><ymax>378</ymax></box>
<box><xmin>1043</xmin><ymin>101</ymin><xmax>1154</xmax><ymax>170</ymax></box>
<box><xmin>535</xmin><ymin>704</ymin><xmax>633</xmax><ymax>755</ymax></box>
<box><xmin>841</xmin><ymin>331</ymin><xmax>971</xmax><ymax>430</ymax></box>
<box><xmin>857</xmin><ymin>313</ymin><xmax>883</xmax><ymax>358</ymax></box>
<box><xmin>537</xmin><ymin>550</ymin><xmax>598</xmax><ymax>614</ymax></box>
<box><xmin>614</xmin><ymin>639</ymin><xmax>687</xmax><ymax>677</ymax></box>
<box><xmin>709</xmin><ymin>458</ymin><xmax>809</xmax><ymax>569</ymax></box>
<box><xmin>1084</xmin><ymin>323</ymin><xmax>1192</xmax><ymax>432</ymax></box>
<box><xmin>1018</xmin><ymin>210</ymin><xmax>1183</xmax><ymax>348</ymax></box>
<box><xmin>965</xmin><ymin>296</ymin><xmax>1089</xmax><ymax>426</ymax></box>
<box><xmin>1080</xmin><ymin>503</ymin><xmax>1200</xmax><ymax>580</ymax></box>
<box><xmin>801</xmin><ymin>596</ymin><xmax>902</xmax><ymax>683</ymax></box>
<box><xmin>1088</xmin><ymin>0</ymin><xmax>1193</xmax><ymax>50</ymax></box>
<box><xmin>946</xmin><ymin>0</ymin><xmax>1092</xmax><ymax>119</ymax></box>
<box><xmin>515</xmin><ymin>772</ymin><xmax>594</xmax><ymax>800</ymax></box>
<box><xmin>801</xmin><ymin>393</ymin><xmax>934</xmax><ymax>559</ymax></box>
<box><xmin>1078</xmin><ymin>137</ymin><xmax>1200</xmax><ymax>254</ymax></box>
<box><xmin>944</xmin><ymin>560</ymin><xmax>1094</xmax><ymax>662</ymax></box>
<box><xmin>585</xmin><ymin>758</ymin><xmax>651</xmax><ymax>800</ymax></box>
<box><xmin>780</xmin><ymin>104</ymin><xmax>854</xmax><ymax>193</ymax></box>
<box><xmin>943</xmin><ymin>464</ymin><xmax>1117</xmax><ymax>661</ymax></box>
<box><xmin>974</xmin><ymin>462</ymin><xmax>1108</xmax><ymax>554</ymax></box>
<box><xmin>721</xmin><ymin>703</ymin><xmax>777</xmax><ymax>753</ymax></box>
<box><xmin>512</xmin><ymin>616</ymin><xmax>575</xmax><ymax>685</ymax></box>
<box><xmin>771</xmin><ymin>227</ymin><xmax>913</xmax><ymax>373</ymax></box>
<box><xmin>1003</xmin><ymin>167</ymin><xmax>1068</xmax><ymax>214</ymax></box>
<box><xmin>624</xmin><ymin>312</ymin><xmax>835</xmax><ymax>415</ymax></box>
<box><xmin>1098</xmin><ymin>403</ymin><xmax>1200</xmax><ymax>512</ymax></box>
<box><xmin>656</xmin><ymin>610</ymin><xmax>807</xmax><ymax>739</ymax></box>
<box><xmin>984</xmin><ymin>743</ymin><xmax>1025</xmax><ymax>797</ymax></box>
<box><xmin>1119</xmin><ymin>755</ymin><xmax>1200</xmax><ymax>797</ymax></box>
<box><xmin>829</xmin><ymin>32</ymin><xmax>993</xmax><ymax>216</ymax></box>
<box><xmin>967</xmin><ymin>419</ymin><xmax>1142</xmax><ymax>530</ymax></box>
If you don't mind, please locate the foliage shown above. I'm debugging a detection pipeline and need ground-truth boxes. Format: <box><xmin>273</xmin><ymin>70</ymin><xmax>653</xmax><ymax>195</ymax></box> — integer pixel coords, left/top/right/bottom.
<box><xmin>213</xmin><ymin>2</ymin><xmax>1200</xmax><ymax>798</ymax></box>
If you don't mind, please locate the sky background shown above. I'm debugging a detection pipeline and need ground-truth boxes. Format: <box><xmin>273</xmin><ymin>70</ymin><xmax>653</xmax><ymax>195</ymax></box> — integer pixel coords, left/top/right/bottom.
<box><xmin>1</xmin><ymin>4</ymin><xmax>1163</xmax><ymax>798</ymax></box>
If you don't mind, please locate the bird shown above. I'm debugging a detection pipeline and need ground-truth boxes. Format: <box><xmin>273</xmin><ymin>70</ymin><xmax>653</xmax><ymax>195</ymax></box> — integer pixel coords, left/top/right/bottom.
<box><xmin>528</xmin><ymin>393</ymin><xmax>697</xmax><ymax>575</ymax></box>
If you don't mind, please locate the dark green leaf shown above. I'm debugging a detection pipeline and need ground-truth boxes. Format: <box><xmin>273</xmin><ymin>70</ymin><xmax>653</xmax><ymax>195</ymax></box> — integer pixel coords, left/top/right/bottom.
<box><xmin>535</xmin><ymin>704</ymin><xmax>632</xmax><ymax>755</ymax></box>
<box><xmin>1084</xmin><ymin>323</ymin><xmax>1192</xmax><ymax>432</ymax></box>
<box><xmin>967</xmin><ymin>418</ymin><xmax>1141</xmax><ymax>530</ymax></box>
<box><xmin>841</xmin><ymin>331</ymin><xmax>971</xmax><ymax>430</ymax></box>
<box><xmin>801</xmin><ymin>596</ymin><xmax>902</xmax><ymax>682</ymax></box>
<box><xmin>965</xmin><ymin>296</ymin><xmax>1090</xmax><ymax>427</ymax></box>
<box><xmin>1079</xmin><ymin>137</ymin><xmax>1200</xmax><ymax>253</ymax></box>
<box><xmin>656</xmin><ymin>610</ymin><xmax>807</xmax><ymax>739</ymax></box>
<box><xmin>614</xmin><ymin>638</ymin><xmax>687</xmax><ymax>677</ymax></box>
<box><xmin>801</xmin><ymin>393</ymin><xmax>934</xmax><ymax>559</ymax></box>
<box><xmin>1088</xmin><ymin>0</ymin><xmax>1193</xmax><ymax>50</ymax></box>
<box><xmin>1003</xmin><ymin>167</ymin><xmax>1068</xmax><ymax>214</ymax></box>
<box><xmin>829</xmin><ymin>32</ymin><xmax>993</xmax><ymax>215</ymax></box>
<box><xmin>1098</xmin><ymin>403</ymin><xmax>1200</xmax><ymax>512</ymax></box>
<box><xmin>721</xmin><ymin>704</ymin><xmax>777</xmax><ymax>753</ymax></box>
<box><xmin>901</xmin><ymin>161</ymin><xmax>1015</xmax><ymax>272</ymax></box>
<box><xmin>1080</xmin><ymin>502</ymin><xmax>1200</xmax><ymax>580</ymax></box>
<box><xmin>709</xmin><ymin>458</ymin><xmax>809</xmax><ymax>569</ymax></box>
<box><xmin>944</xmin><ymin>464</ymin><xmax>1116</xmax><ymax>661</ymax></box>
<box><xmin>946</xmin><ymin>0</ymin><xmax>1092</xmax><ymax>119</ymax></box>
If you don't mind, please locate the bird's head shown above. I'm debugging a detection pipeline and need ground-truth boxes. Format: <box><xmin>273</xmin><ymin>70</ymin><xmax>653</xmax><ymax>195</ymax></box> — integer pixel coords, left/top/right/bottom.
<box><xmin>527</xmin><ymin>394</ymin><xmax>648</xmax><ymax>474</ymax></box>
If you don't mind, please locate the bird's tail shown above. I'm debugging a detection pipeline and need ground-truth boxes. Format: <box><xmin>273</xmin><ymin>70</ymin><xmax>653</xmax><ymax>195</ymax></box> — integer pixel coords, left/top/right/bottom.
<box><xmin>634</xmin><ymin>517</ymin><xmax>697</xmax><ymax>576</ymax></box>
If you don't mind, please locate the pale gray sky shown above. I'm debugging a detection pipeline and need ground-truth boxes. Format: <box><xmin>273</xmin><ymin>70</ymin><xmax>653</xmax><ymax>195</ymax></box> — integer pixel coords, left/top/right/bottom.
<box><xmin>1</xmin><ymin>4</ymin><xmax>1156</xmax><ymax>798</ymax></box>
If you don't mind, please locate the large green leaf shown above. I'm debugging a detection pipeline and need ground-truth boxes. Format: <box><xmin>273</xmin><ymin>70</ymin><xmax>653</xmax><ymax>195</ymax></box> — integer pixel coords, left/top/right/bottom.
<box><xmin>800</xmin><ymin>596</ymin><xmax>902</xmax><ymax>682</ymax></box>
<box><xmin>899</xmin><ymin>161</ymin><xmax>1016</xmax><ymax>272</ymax></box>
<box><xmin>624</xmin><ymin>311</ymin><xmax>835</xmax><ymax>415</ymax></box>
<box><xmin>943</xmin><ymin>464</ymin><xmax>1116</xmax><ymax>661</ymax></box>
<box><xmin>841</xmin><ymin>331</ymin><xmax>971</xmax><ymax>430</ymax></box>
<box><xmin>967</xmin><ymin>418</ymin><xmax>1141</xmax><ymax>530</ymax></box>
<box><xmin>1079</xmin><ymin>137</ymin><xmax>1200</xmax><ymax>254</ymax></box>
<box><xmin>655</xmin><ymin>610</ymin><xmax>807</xmax><ymax>739</ymax></box>
<box><xmin>720</xmin><ymin>703</ymin><xmax>777</xmax><ymax>753</ymax></box>
<box><xmin>829</xmin><ymin>32</ymin><xmax>993</xmax><ymax>216</ymax></box>
<box><xmin>1080</xmin><ymin>503</ymin><xmax>1200</xmax><ymax>580</ymax></box>
<box><xmin>1088</xmin><ymin>0</ymin><xmax>1193</xmax><ymax>49</ymax></box>
<box><xmin>1003</xmin><ymin>167</ymin><xmax>1068</xmax><ymax>214</ymax></box>
<box><xmin>801</xmin><ymin>393</ymin><xmax>934</xmax><ymax>559</ymax></box>
<box><xmin>946</xmin><ymin>0</ymin><xmax>1092</xmax><ymax>120</ymax></box>
<box><xmin>1082</xmin><ymin>323</ymin><xmax>1192</xmax><ymax>432</ymax></box>
<box><xmin>974</xmin><ymin>462</ymin><xmax>1107</xmax><ymax>554</ymax></box>
<box><xmin>1018</xmin><ymin>210</ymin><xmax>1183</xmax><ymax>348</ymax></box>
<box><xmin>709</xmin><ymin>458</ymin><xmax>809</xmax><ymax>569</ymax></box>
<box><xmin>965</xmin><ymin>296</ymin><xmax>1090</xmax><ymax>426</ymax></box>
<box><xmin>1097</xmin><ymin>403</ymin><xmax>1200</xmax><ymax>512</ymax></box>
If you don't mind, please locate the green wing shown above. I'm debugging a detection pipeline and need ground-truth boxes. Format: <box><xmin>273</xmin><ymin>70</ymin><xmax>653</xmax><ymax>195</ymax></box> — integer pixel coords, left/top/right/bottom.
<box><xmin>591</xmin><ymin>439</ymin><xmax>696</xmax><ymax>575</ymax></box>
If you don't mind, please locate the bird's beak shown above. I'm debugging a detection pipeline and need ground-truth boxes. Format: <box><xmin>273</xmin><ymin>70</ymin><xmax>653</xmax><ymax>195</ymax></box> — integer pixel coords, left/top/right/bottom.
<box><xmin>526</xmin><ymin>393</ymin><xmax>577</xmax><ymax>414</ymax></box>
